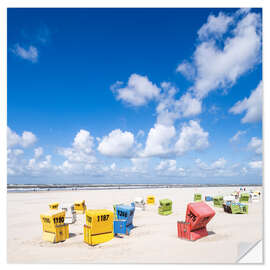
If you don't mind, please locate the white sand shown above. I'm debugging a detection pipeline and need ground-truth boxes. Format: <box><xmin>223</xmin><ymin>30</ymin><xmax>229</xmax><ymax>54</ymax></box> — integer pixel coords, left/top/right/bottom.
<box><xmin>7</xmin><ymin>186</ymin><xmax>263</xmax><ymax>263</ymax></box>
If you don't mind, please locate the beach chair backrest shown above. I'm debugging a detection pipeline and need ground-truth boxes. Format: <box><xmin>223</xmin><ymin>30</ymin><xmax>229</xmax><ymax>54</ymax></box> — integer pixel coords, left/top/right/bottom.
<box><xmin>185</xmin><ymin>202</ymin><xmax>215</xmax><ymax>231</ymax></box>
<box><xmin>61</xmin><ymin>203</ymin><xmax>75</xmax><ymax>213</ymax></box>
<box><xmin>159</xmin><ymin>199</ymin><xmax>172</xmax><ymax>210</ymax></box>
<box><xmin>147</xmin><ymin>196</ymin><xmax>155</xmax><ymax>204</ymax></box>
<box><xmin>239</xmin><ymin>193</ymin><xmax>250</xmax><ymax>203</ymax></box>
<box><xmin>194</xmin><ymin>193</ymin><xmax>202</xmax><ymax>201</ymax></box>
<box><xmin>40</xmin><ymin>210</ymin><xmax>66</xmax><ymax>233</ymax></box>
<box><xmin>49</xmin><ymin>202</ymin><xmax>59</xmax><ymax>210</ymax></box>
<box><xmin>134</xmin><ymin>197</ymin><xmax>144</xmax><ymax>204</ymax></box>
<box><xmin>213</xmin><ymin>196</ymin><xmax>223</xmax><ymax>207</ymax></box>
<box><xmin>115</xmin><ymin>204</ymin><xmax>135</xmax><ymax>226</ymax></box>
<box><xmin>74</xmin><ymin>200</ymin><xmax>86</xmax><ymax>211</ymax></box>
<box><xmin>85</xmin><ymin>209</ymin><xmax>114</xmax><ymax>235</ymax></box>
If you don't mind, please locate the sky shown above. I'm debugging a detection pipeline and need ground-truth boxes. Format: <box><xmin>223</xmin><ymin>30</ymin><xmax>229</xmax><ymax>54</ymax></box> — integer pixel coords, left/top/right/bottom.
<box><xmin>7</xmin><ymin>8</ymin><xmax>263</xmax><ymax>185</ymax></box>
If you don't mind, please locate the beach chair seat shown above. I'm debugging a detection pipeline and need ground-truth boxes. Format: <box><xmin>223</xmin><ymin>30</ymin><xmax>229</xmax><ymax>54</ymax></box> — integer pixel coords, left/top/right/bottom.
<box><xmin>114</xmin><ymin>203</ymin><xmax>135</xmax><ymax>235</ymax></box>
<box><xmin>113</xmin><ymin>220</ymin><xmax>128</xmax><ymax>235</ymax></box>
<box><xmin>147</xmin><ymin>196</ymin><xmax>155</xmax><ymax>204</ymax></box>
<box><xmin>177</xmin><ymin>202</ymin><xmax>215</xmax><ymax>241</ymax></box>
<box><xmin>177</xmin><ymin>222</ymin><xmax>209</xmax><ymax>241</ymax></box>
<box><xmin>213</xmin><ymin>196</ymin><xmax>224</xmax><ymax>208</ymax></box>
<box><xmin>84</xmin><ymin>209</ymin><xmax>114</xmax><ymax>245</ymax></box>
<box><xmin>158</xmin><ymin>199</ymin><xmax>172</xmax><ymax>215</ymax></box>
<box><xmin>223</xmin><ymin>202</ymin><xmax>232</xmax><ymax>213</ymax></box>
<box><xmin>194</xmin><ymin>193</ymin><xmax>202</xmax><ymax>202</ymax></box>
<box><xmin>40</xmin><ymin>210</ymin><xmax>69</xmax><ymax>243</ymax></box>
<box><xmin>60</xmin><ymin>203</ymin><xmax>76</xmax><ymax>224</ymax></box>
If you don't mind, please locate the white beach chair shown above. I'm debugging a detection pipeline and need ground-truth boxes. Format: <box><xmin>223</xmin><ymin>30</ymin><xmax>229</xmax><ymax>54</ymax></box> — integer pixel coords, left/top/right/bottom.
<box><xmin>223</xmin><ymin>195</ymin><xmax>235</xmax><ymax>204</ymax></box>
<box><xmin>250</xmin><ymin>193</ymin><xmax>260</xmax><ymax>202</ymax></box>
<box><xmin>60</xmin><ymin>203</ymin><xmax>77</xmax><ymax>224</ymax></box>
<box><xmin>134</xmin><ymin>197</ymin><xmax>146</xmax><ymax>210</ymax></box>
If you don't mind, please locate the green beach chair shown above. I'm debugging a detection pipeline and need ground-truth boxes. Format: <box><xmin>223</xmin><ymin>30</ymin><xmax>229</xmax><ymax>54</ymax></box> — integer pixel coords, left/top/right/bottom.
<box><xmin>213</xmin><ymin>196</ymin><xmax>224</xmax><ymax>208</ymax></box>
<box><xmin>231</xmin><ymin>203</ymin><xmax>248</xmax><ymax>214</ymax></box>
<box><xmin>194</xmin><ymin>193</ymin><xmax>202</xmax><ymax>202</ymax></box>
<box><xmin>223</xmin><ymin>202</ymin><xmax>248</xmax><ymax>214</ymax></box>
<box><xmin>158</xmin><ymin>199</ymin><xmax>172</xmax><ymax>215</ymax></box>
<box><xmin>239</xmin><ymin>193</ymin><xmax>250</xmax><ymax>203</ymax></box>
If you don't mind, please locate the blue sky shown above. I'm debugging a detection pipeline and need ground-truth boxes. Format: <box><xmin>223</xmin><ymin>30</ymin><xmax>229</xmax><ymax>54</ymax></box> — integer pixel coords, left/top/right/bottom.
<box><xmin>7</xmin><ymin>8</ymin><xmax>263</xmax><ymax>184</ymax></box>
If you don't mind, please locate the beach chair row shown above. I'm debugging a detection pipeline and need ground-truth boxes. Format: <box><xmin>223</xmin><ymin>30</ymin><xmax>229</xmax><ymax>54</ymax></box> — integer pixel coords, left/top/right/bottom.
<box><xmin>40</xmin><ymin>188</ymin><xmax>260</xmax><ymax>245</ymax></box>
<box><xmin>41</xmin><ymin>195</ymin><xmax>218</xmax><ymax>245</ymax></box>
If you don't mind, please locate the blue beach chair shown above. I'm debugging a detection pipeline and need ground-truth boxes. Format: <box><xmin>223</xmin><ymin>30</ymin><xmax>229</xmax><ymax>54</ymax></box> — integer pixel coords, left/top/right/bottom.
<box><xmin>113</xmin><ymin>203</ymin><xmax>135</xmax><ymax>235</ymax></box>
<box><xmin>205</xmin><ymin>196</ymin><xmax>213</xmax><ymax>202</ymax></box>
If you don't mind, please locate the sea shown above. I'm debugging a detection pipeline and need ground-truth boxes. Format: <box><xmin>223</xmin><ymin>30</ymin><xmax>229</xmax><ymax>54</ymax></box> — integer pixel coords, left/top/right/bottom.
<box><xmin>7</xmin><ymin>183</ymin><xmax>262</xmax><ymax>193</ymax></box>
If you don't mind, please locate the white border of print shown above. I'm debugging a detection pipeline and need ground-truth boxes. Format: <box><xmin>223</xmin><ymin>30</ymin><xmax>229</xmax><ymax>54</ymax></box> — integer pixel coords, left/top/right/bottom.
<box><xmin>0</xmin><ymin>0</ymin><xmax>268</xmax><ymax>269</ymax></box>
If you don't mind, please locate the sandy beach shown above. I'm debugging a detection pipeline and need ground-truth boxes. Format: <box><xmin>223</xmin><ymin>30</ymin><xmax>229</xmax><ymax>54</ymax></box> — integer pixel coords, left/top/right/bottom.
<box><xmin>7</xmin><ymin>186</ymin><xmax>263</xmax><ymax>263</ymax></box>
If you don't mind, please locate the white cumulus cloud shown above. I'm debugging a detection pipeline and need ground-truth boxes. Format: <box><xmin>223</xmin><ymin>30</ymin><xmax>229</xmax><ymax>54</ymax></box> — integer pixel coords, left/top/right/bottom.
<box><xmin>73</xmin><ymin>129</ymin><xmax>94</xmax><ymax>153</ymax></box>
<box><xmin>98</xmin><ymin>129</ymin><xmax>135</xmax><ymax>157</ymax></box>
<box><xmin>229</xmin><ymin>81</ymin><xmax>262</xmax><ymax>123</ymax></box>
<box><xmin>142</xmin><ymin>124</ymin><xmax>176</xmax><ymax>157</ymax></box>
<box><xmin>175</xmin><ymin>120</ymin><xmax>209</xmax><ymax>155</ymax></box>
<box><xmin>198</xmin><ymin>12</ymin><xmax>233</xmax><ymax>40</ymax></box>
<box><xmin>177</xmin><ymin>10</ymin><xmax>261</xmax><ymax>99</ymax></box>
<box><xmin>176</xmin><ymin>61</ymin><xmax>195</xmax><ymax>80</ymax></box>
<box><xmin>28</xmin><ymin>155</ymin><xmax>52</xmax><ymax>171</ymax></box>
<box><xmin>58</xmin><ymin>129</ymin><xmax>96</xmax><ymax>171</ymax></box>
<box><xmin>111</xmin><ymin>74</ymin><xmax>160</xmax><ymax>106</ymax></box>
<box><xmin>7</xmin><ymin>127</ymin><xmax>37</xmax><ymax>148</ymax></box>
<box><xmin>176</xmin><ymin>93</ymin><xmax>202</xmax><ymax>118</ymax></box>
<box><xmin>156</xmin><ymin>83</ymin><xmax>201</xmax><ymax>126</ymax></box>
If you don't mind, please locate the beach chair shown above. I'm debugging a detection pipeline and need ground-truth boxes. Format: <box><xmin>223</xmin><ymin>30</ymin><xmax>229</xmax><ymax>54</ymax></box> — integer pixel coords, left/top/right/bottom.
<box><xmin>250</xmin><ymin>192</ymin><xmax>260</xmax><ymax>202</ymax></box>
<box><xmin>49</xmin><ymin>202</ymin><xmax>59</xmax><ymax>210</ymax></box>
<box><xmin>223</xmin><ymin>202</ymin><xmax>248</xmax><ymax>214</ymax></box>
<box><xmin>239</xmin><ymin>193</ymin><xmax>250</xmax><ymax>203</ymax></box>
<box><xmin>147</xmin><ymin>196</ymin><xmax>155</xmax><ymax>204</ymax></box>
<box><xmin>74</xmin><ymin>200</ymin><xmax>86</xmax><ymax>214</ymax></box>
<box><xmin>134</xmin><ymin>197</ymin><xmax>146</xmax><ymax>210</ymax></box>
<box><xmin>158</xmin><ymin>199</ymin><xmax>172</xmax><ymax>215</ymax></box>
<box><xmin>194</xmin><ymin>193</ymin><xmax>202</xmax><ymax>202</ymax></box>
<box><xmin>205</xmin><ymin>196</ymin><xmax>213</xmax><ymax>202</ymax></box>
<box><xmin>177</xmin><ymin>202</ymin><xmax>215</xmax><ymax>241</ymax></box>
<box><xmin>84</xmin><ymin>209</ymin><xmax>114</xmax><ymax>245</ymax></box>
<box><xmin>113</xmin><ymin>203</ymin><xmax>135</xmax><ymax>235</ymax></box>
<box><xmin>60</xmin><ymin>203</ymin><xmax>76</xmax><ymax>224</ymax></box>
<box><xmin>213</xmin><ymin>196</ymin><xmax>224</xmax><ymax>208</ymax></box>
<box><xmin>40</xmin><ymin>210</ymin><xmax>69</xmax><ymax>243</ymax></box>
